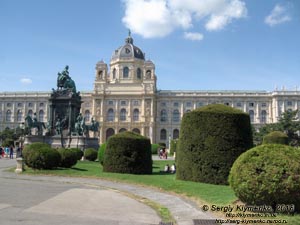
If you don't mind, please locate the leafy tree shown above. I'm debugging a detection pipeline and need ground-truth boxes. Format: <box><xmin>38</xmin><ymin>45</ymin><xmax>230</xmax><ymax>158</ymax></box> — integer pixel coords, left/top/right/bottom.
<box><xmin>0</xmin><ymin>127</ymin><xmax>20</xmax><ymax>146</ymax></box>
<box><xmin>253</xmin><ymin>110</ymin><xmax>300</xmax><ymax>146</ymax></box>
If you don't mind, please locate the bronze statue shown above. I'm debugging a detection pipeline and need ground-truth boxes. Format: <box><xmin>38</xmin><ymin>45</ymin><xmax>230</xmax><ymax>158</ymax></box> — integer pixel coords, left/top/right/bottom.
<box><xmin>75</xmin><ymin>113</ymin><xmax>84</xmax><ymax>135</ymax></box>
<box><xmin>24</xmin><ymin>113</ymin><xmax>46</xmax><ymax>136</ymax></box>
<box><xmin>55</xmin><ymin>118</ymin><xmax>62</xmax><ymax>135</ymax></box>
<box><xmin>57</xmin><ymin>65</ymin><xmax>77</xmax><ymax>94</ymax></box>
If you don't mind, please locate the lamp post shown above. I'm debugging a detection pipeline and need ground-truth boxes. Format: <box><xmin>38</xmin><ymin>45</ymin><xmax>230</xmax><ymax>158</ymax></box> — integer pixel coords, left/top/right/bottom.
<box><xmin>19</xmin><ymin>122</ymin><xmax>25</xmax><ymax>149</ymax></box>
<box><xmin>15</xmin><ymin>122</ymin><xmax>25</xmax><ymax>173</ymax></box>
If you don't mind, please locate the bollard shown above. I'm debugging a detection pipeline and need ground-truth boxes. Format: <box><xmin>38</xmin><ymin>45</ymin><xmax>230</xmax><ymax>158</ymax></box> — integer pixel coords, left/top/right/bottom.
<box><xmin>15</xmin><ymin>157</ymin><xmax>24</xmax><ymax>173</ymax></box>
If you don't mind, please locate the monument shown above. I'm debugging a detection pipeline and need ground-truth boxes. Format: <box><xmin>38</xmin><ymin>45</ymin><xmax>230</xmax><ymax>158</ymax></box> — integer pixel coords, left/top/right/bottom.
<box><xmin>24</xmin><ymin>66</ymin><xmax>99</xmax><ymax>150</ymax></box>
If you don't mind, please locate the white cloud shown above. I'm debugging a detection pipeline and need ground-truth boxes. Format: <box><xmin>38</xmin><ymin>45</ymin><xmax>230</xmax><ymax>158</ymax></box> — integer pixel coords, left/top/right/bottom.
<box><xmin>265</xmin><ymin>4</ymin><xmax>291</xmax><ymax>27</ymax></box>
<box><xmin>184</xmin><ymin>32</ymin><xmax>204</xmax><ymax>41</ymax></box>
<box><xmin>20</xmin><ymin>78</ymin><xmax>32</xmax><ymax>84</ymax></box>
<box><xmin>122</xmin><ymin>0</ymin><xmax>247</xmax><ymax>38</ymax></box>
<box><xmin>205</xmin><ymin>0</ymin><xmax>247</xmax><ymax>31</ymax></box>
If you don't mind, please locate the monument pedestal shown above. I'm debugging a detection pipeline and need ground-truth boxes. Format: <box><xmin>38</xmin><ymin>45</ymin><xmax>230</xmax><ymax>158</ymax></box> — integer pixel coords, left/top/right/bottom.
<box><xmin>15</xmin><ymin>158</ymin><xmax>24</xmax><ymax>173</ymax></box>
<box><xmin>24</xmin><ymin>135</ymin><xmax>99</xmax><ymax>150</ymax></box>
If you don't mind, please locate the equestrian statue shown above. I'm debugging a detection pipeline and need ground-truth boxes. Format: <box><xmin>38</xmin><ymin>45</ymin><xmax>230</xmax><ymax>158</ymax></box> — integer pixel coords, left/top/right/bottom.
<box><xmin>24</xmin><ymin>113</ymin><xmax>46</xmax><ymax>136</ymax></box>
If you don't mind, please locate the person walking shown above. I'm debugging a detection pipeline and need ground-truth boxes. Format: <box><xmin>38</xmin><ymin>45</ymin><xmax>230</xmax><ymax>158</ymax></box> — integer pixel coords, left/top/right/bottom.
<box><xmin>9</xmin><ymin>146</ymin><xmax>14</xmax><ymax>159</ymax></box>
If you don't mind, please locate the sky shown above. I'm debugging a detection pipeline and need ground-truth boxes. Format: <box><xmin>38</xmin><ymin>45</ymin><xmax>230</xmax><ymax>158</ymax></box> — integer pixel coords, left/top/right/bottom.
<box><xmin>0</xmin><ymin>0</ymin><xmax>299</xmax><ymax>92</ymax></box>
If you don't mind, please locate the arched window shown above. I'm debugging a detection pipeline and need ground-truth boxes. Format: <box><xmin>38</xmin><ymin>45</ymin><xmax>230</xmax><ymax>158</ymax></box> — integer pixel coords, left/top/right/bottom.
<box><xmin>172</xmin><ymin>109</ymin><xmax>180</xmax><ymax>122</ymax></box>
<box><xmin>28</xmin><ymin>110</ymin><xmax>33</xmax><ymax>118</ymax></box>
<box><xmin>6</xmin><ymin>110</ymin><xmax>12</xmax><ymax>122</ymax></box>
<box><xmin>112</xmin><ymin>68</ymin><xmax>116</xmax><ymax>79</ymax></box>
<box><xmin>106</xmin><ymin>128</ymin><xmax>115</xmax><ymax>140</ymax></box>
<box><xmin>173</xmin><ymin>129</ymin><xmax>179</xmax><ymax>139</ymax></box>
<box><xmin>107</xmin><ymin>108</ymin><xmax>114</xmax><ymax>121</ymax></box>
<box><xmin>132</xmin><ymin>128</ymin><xmax>140</xmax><ymax>134</ymax></box>
<box><xmin>119</xmin><ymin>128</ymin><xmax>127</xmax><ymax>133</ymax></box>
<box><xmin>123</xmin><ymin>67</ymin><xmax>129</xmax><ymax>78</ymax></box>
<box><xmin>160</xmin><ymin>129</ymin><xmax>167</xmax><ymax>140</ymax></box>
<box><xmin>17</xmin><ymin>110</ymin><xmax>22</xmax><ymax>122</ymax></box>
<box><xmin>120</xmin><ymin>108</ymin><xmax>126</xmax><ymax>121</ymax></box>
<box><xmin>146</xmin><ymin>70</ymin><xmax>151</xmax><ymax>79</ymax></box>
<box><xmin>39</xmin><ymin>110</ymin><xmax>44</xmax><ymax>122</ymax></box>
<box><xmin>98</xmin><ymin>70</ymin><xmax>103</xmax><ymax>79</ymax></box>
<box><xmin>160</xmin><ymin>109</ymin><xmax>167</xmax><ymax>122</ymax></box>
<box><xmin>261</xmin><ymin>110</ymin><xmax>267</xmax><ymax>124</ymax></box>
<box><xmin>137</xmin><ymin>68</ymin><xmax>142</xmax><ymax>79</ymax></box>
<box><xmin>133</xmin><ymin>109</ymin><xmax>139</xmax><ymax>121</ymax></box>
<box><xmin>84</xmin><ymin>110</ymin><xmax>90</xmax><ymax>122</ymax></box>
<box><xmin>249</xmin><ymin>110</ymin><xmax>254</xmax><ymax>123</ymax></box>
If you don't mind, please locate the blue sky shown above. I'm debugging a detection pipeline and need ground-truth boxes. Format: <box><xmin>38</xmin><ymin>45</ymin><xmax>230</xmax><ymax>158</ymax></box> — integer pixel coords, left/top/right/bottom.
<box><xmin>0</xmin><ymin>0</ymin><xmax>299</xmax><ymax>92</ymax></box>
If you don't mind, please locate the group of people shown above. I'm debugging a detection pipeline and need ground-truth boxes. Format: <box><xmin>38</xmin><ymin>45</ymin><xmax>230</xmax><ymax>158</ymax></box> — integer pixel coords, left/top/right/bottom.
<box><xmin>0</xmin><ymin>146</ymin><xmax>16</xmax><ymax>159</ymax></box>
<box><xmin>158</xmin><ymin>147</ymin><xmax>168</xmax><ymax>159</ymax></box>
<box><xmin>164</xmin><ymin>163</ymin><xmax>176</xmax><ymax>173</ymax></box>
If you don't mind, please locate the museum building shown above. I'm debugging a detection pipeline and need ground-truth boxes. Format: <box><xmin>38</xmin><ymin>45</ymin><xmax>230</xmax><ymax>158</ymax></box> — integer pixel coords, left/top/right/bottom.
<box><xmin>1</xmin><ymin>34</ymin><xmax>300</xmax><ymax>145</ymax></box>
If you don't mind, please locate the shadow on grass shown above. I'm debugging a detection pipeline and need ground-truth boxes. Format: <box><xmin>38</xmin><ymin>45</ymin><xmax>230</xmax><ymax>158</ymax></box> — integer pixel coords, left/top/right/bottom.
<box><xmin>71</xmin><ymin>167</ymin><xmax>88</xmax><ymax>171</ymax></box>
<box><xmin>152</xmin><ymin>171</ymin><xmax>176</xmax><ymax>176</ymax></box>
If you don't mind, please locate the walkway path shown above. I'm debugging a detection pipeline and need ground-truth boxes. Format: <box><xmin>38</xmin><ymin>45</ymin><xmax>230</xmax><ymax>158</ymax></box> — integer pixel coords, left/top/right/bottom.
<box><xmin>0</xmin><ymin>158</ymin><xmax>216</xmax><ymax>225</ymax></box>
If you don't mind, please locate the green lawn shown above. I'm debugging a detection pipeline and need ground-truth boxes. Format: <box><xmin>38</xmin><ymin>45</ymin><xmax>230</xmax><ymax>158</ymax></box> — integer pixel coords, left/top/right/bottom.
<box><xmin>22</xmin><ymin>160</ymin><xmax>300</xmax><ymax>225</ymax></box>
<box><xmin>24</xmin><ymin>160</ymin><xmax>236</xmax><ymax>205</ymax></box>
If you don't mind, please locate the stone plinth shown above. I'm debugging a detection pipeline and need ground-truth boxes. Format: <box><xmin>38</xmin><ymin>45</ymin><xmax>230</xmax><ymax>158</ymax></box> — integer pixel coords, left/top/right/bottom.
<box><xmin>15</xmin><ymin>158</ymin><xmax>24</xmax><ymax>173</ymax></box>
<box><xmin>24</xmin><ymin>135</ymin><xmax>99</xmax><ymax>150</ymax></box>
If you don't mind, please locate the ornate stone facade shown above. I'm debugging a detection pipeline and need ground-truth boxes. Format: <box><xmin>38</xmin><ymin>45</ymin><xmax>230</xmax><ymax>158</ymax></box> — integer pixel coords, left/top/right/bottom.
<box><xmin>1</xmin><ymin>34</ymin><xmax>300</xmax><ymax>145</ymax></box>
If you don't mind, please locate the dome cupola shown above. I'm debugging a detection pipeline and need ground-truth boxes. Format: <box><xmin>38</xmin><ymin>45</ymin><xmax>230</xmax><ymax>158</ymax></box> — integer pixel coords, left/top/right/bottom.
<box><xmin>111</xmin><ymin>31</ymin><xmax>145</xmax><ymax>61</ymax></box>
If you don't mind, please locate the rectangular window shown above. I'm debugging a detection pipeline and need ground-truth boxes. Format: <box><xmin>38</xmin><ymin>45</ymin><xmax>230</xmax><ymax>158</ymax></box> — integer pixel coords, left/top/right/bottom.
<box><xmin>6</xmin><ymin>103</ymin><xmax>11</xmax><ymax>107</ymax></box>
<box><xmin>161</xmin><ymin>102</ymin><xmax>167</xmax><ymax>107</ymax></box>
<box><xmin>224</xmin><ymin>102</ymin><xmax>230</xmax><ymax>106</ymax></box>
<box><xmin>197</xmin><ymin>102</ymin><xmax>203</xmax><ymax>107</ymax></box>
<box><xmin>39</xmin><ymin>102</ymin><xmax>44</xmax><ymax>107</ymax></box>
<box><xmin>249</xmin><ymin>102</ymin><xmax>254</xmax><ymax>107</ymax></box>
<box><xmin>133</xmin><ymin>100</ymin><xmax>140</xmax><ymax>106</ymax></box>
<box><xmin>287</xmin><ymin>101</ymin><xmax>293</xmax><ymax>106</ymax></box>
<box><xmin>121</xmin><ymin>100</ymin><xmax>127</xmax><ymax>106</ymax></box>
<box><xmin>108</xmin><ymin>100</ymin><xmax>114</xmax><ymax>105</ymax></box>
<box><xmin>173</xmin><ymin>102</ymin><xmax>179</xmax><ymax>107</ymax></box>
<box><xmin>261</xmin><ymin>102</ymin><xmax>267</xmax><ymax>107</ymax></box>
<box><xmin>28</xmin><ymin>103</ymin><xmax>33</xmax><ymax>107</ymax></box>
<box><xmin>17</xmin><ymin>103</ymin><xmax>22</xmax><ymax>107</ymax></box>
<box><xmin>186</xmin><ymin>102</ymin><xmax>192</xmax><ymax>107</ymax></box>
<box><xmin>236</xmin><ymin>102</ymin><xmax>242</xmax><ymax>107</ymax></box>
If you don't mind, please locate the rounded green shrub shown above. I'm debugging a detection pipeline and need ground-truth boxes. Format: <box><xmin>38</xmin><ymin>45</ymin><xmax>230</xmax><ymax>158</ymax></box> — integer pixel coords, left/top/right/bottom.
<box><xmin>69</xmin><ymin>148</ymin><xmax>84</xmax><ymax>160</ymax></box>
<box><xmin>177</xmin><ymin>104</ymin><xmax>253</xmax><ymax>184</ymax></box>
<box><xmin>263</xmin><ymin>131</ymin><xmax>288</xmax><ymax>145</ymax></box>
<box><xmin>103</xmin><ymin>131</ymin><xmax>152</xmax><ymax>174</ymax></box>
<box><xmin>23</xmin><ymin>142</ymin><xmax>61</xmax><ymax>170</ymax></box>
<box><xmin>229</xmin><ymin>144</ymin><xmax>300</xmax><ymax>212</ymax></box>
<box><xmin>151</xmin><ymin>143</ymin><xmax>160</xmax><ymax>155</ymax></box>
<box><xmin>84</xmin><ymin>148</ymin><xmax>98</xmax><ymax>161</ymax></box>
<box><xmin>98</xmin><ymin>143</ymin><xmax>106</xmax><ymax>165</ymax></box>
<box><xmin>58</xmin><ymin>148</ymin><xmax>78</xmax><ymax>168</ymax></box>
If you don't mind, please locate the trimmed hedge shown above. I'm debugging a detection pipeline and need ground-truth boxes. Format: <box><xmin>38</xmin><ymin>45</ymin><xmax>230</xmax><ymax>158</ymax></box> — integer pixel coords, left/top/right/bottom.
<box><xmin>177</xmin><ymin>104</ymin><xmax>253</xmax><ymax>184</ymax></box>
<box><xmin>103</xmin><ymin>131</ymin><xmax>152</xmax><ymax>174</ymax></box>
<box><xmin>58</xmin><ymin>148</ymin><xmax>78</xmax><ymax>168</ymax></box>
<box><xmin>229</xmin><ymin>144</ymin><xmax>300</xmax><ymax>212</ymax></box>
<box><xmin>98</xmin><ymin>143</ymin><xmax>106</xmax><ymax>165</ymax></box>
<box><xmin>263</xmin><ymin>131</ymin><xmax>288</xmax><ymax>145</ymax></box>
<box><xmin>151</xmin><ymin>144</ymin><xmax>160</xmax><ymax>155</ymax></box>
<box><xmin>69</xmin><ymin>148</ymin><xmax>84</xmax><ymax>160</ymax></box>
<box><xmin>23</xmin><ymin>142</ymin><xmax>61</xmax><ymax>170</ymax></box>
<box><xmin>84</xmin><ymin>148</ymin><xmax>98</xmax><ymax>161</ymax></box>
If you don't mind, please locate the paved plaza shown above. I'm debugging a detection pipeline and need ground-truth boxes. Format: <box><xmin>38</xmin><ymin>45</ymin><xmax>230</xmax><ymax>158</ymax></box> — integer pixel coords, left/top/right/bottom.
<box><xmin>0</xmin><ymin>158</ymin><xmax>215</xmax><ymax>225</ymax></box>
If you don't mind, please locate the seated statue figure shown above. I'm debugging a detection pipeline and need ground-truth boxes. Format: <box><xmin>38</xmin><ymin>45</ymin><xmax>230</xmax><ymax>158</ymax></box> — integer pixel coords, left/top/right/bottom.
<box><xmin>56</xmin><ymin>65</ymin><xmax>77</xmax><ymax>94</ymax></box>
